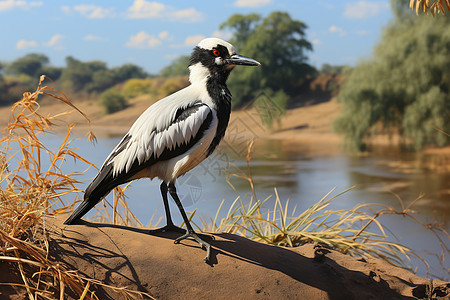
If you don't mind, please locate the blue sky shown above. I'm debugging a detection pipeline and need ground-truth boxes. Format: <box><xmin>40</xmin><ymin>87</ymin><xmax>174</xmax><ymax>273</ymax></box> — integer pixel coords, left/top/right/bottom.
<box><xmin>0</xmin><ymin>0</ymin><xmax>393</xmax><ymax>74</ymax></box>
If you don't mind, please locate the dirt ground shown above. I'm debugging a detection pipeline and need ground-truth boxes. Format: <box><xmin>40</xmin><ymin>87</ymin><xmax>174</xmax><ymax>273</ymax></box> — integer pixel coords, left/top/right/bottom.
<box><xmin>2</xmin><ymin>215</ymin><xmax>448</xmax><ymax>299</ymax></box>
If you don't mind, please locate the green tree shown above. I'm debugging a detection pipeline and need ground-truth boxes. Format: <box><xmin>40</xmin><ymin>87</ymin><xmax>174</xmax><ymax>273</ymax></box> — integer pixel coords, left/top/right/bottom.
<box><xmin>334</xmin><ymin>0</ymin><xmax>450</xmax><ymax>150</ymax></box>
<box><xmin>159</xmin><ymin>56</ymin><xmax>189</xmax><ymax>77</ymax></box>
<box><xmin>113</xmin><ymin>64</ymin><xmax>148</xmax><ymax>81</ymax></box>
<box><xmin>88</xmin><ymin>69</ymin><xmax>118</xmax><ymax>93</ymax></box>
<box><xmin>5</xmin><ymin>53</ymin><xmax>49</xmax><ymax>78</ymax></box>
<box><xmin>221</xmin><ymin>12</ymin><xmax>315</xmax><ymax>108</ymax></box>
<box><xmin>41</xmin><ymin>66</ymin><xmax>62</xmax><ymax>80</ymax></box>
<box><xmin>59</xmin><ymin>56</ymin><xmax>93</xmax><ymax>91</ymax></box>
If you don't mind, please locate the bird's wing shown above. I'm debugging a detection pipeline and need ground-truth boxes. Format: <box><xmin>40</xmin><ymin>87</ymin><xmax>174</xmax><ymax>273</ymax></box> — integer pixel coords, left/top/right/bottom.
<box><xmin>109</xmin><ymin>102</ymin><xmax>214</xmax><ymax>176</ymax></box>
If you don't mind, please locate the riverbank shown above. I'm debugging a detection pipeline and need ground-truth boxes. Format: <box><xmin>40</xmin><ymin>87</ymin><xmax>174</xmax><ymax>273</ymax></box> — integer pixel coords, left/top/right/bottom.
<box><xmin>0</xmin><ymin>92</ymin><xmax>342</xmax><ymax>145</ymax></box>
<box><xmin>2</xmin><ymin>215</ymin><xmax>448</xmax><ymax>299</ymax></box>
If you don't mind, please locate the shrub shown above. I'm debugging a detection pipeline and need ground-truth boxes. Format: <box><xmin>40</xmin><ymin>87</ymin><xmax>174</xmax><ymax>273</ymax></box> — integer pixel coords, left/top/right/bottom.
<box><xmin>159</xmin><ymin>77</ymin><xmax>189</xmax><ymax>98</ymax></box>
<box><xmin>121</xmin><ymin>78</ymin><xmax>154</xmax><ymax>99</ymax></box>
<box><xmin>101</xmin><ymin>89</ymin><xmax>127</xmax><ymax>114</ymax></box>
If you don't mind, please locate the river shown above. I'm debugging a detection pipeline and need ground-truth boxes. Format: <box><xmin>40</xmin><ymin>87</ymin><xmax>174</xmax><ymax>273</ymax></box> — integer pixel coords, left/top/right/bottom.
<box><xmin>44</xmin><ymin>134</ymin><xmax>449</xmax><ymax>280</ymax></box>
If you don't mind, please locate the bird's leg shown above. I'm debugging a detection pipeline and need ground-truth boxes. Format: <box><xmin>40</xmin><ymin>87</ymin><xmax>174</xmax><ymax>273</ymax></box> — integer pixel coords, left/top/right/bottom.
<box><xmin>168</xmin><ymin>182</ymin><xmax>213</xmax><ymax>263</ymax></box>
<box><xmin>147</xmin><ymin>182</ymin><xmax>184</xmax><ymax>233</ymax></box>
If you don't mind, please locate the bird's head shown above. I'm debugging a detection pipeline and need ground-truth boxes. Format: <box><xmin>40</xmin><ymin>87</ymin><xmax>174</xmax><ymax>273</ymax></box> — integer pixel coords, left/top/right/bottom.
<box><xmin>188</xmin><ymin>38</ymin><xmax>260</xmax><ymax>84</ymax></box>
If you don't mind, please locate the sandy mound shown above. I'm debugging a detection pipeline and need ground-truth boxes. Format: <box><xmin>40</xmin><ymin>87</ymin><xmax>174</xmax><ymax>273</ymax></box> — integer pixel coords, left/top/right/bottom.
<box><xmin>2</xmin><ymin>215</ymin><xmax>445</xmax><ymax>299</ymax></box>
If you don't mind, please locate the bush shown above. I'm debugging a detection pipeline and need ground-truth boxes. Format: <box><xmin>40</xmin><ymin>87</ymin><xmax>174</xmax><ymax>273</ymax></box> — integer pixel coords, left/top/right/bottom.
<box><xmin>101</xmin><ymin>89</ymin><xmax>127</xmax><ymax>114</ymax></box>
<box><xmin>121</xmin><ymin>78</ymin><xmax>154</xmax><ymax>99</ymax></box>
<box><xmin>159</xmin><ymin>77</ymin><xmax>189</xmax><ymax>98</ymax></box>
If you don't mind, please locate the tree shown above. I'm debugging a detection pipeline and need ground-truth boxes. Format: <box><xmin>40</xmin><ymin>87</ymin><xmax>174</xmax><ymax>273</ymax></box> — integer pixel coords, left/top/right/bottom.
<box><xmin>60</xmin><ymin>57</ymin><xmax>150</xmax><ymax>92</ymax></box>
<box><xmin>159</xmin><ymin>56</ymin><xmax>190</xmax><ymax>77</ymax></box>
<box><xmin>334</xmin><ymin>0</ymin><xmax>450</xmax><ymax>150</ymax></box>
<box><xmin>220</xmin><ymin>12</ymin><xmax>315</xmax><ymax>108</ymax></box>
<box><xmin>59</xmin><ymin>56</ymin><xmax>93</xmax><ymax>91</ymax></box>
<box><xmin>113</xmin><ymin>64</ymin><xmax>148</xmax><ymax>82</ymax></box>
<box><xmin>5</xmin><ymin>53</ymin><xmax>49</xmax><ymax>78</ymax></box>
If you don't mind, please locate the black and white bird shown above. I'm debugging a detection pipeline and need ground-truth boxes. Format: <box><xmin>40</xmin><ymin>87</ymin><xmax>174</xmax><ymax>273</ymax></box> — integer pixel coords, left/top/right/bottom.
<box><xmin>64</xmin><ymin>38</ymin><xmax>260</xmax><ymax>262</ymax></box>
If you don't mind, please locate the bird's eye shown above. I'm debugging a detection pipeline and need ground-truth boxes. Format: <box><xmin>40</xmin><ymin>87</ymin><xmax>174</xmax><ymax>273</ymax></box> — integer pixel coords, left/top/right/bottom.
<box><xmin>213</xmin><ymin>50</ymin><xmax>220</xmax><ymax>57</ymax></box>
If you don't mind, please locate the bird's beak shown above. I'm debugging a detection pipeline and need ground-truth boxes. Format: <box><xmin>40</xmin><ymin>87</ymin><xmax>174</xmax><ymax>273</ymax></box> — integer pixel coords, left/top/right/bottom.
<box><xmin>226</xmin><ymin>54</ymin><xmax>261</xmax><ymax>66</ymax></box>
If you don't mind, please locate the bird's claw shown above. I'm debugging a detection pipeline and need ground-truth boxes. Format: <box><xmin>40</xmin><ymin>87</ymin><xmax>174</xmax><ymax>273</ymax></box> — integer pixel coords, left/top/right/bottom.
<box><xmin>174</xmin><ymin>231</ymin><xmax>212</xmax><ymax>263</ymax></box>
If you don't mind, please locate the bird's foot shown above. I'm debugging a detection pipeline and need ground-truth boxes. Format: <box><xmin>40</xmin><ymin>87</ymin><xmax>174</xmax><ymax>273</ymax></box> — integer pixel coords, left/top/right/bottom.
<box><xmin>147</xmin><ymin>223</ymin><xmax>185</xmax><ymax>234</ymax></box>
<box><xmin>174</xmin><ymin>230</ymin><xmax>213</xmax><ymax>263</ymax></box>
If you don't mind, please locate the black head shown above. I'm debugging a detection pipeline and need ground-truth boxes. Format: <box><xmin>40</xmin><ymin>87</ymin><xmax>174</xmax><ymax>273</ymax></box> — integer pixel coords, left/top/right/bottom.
<box><xmin>188</xmin><ymin>38</ymin><xmax>260</xmax><ymax>84</ymax></box>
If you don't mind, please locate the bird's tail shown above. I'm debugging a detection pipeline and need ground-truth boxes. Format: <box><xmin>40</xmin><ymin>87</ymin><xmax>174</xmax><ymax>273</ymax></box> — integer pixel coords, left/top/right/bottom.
<box><xmin>63</xmin><ymin>195</ymin><xmax>100</xmax><ymax>225</ymax></box>
<box><xmin>64</xmin><ymin>164</ymin><xmax>115</xmax><ymax>225</ymax></box>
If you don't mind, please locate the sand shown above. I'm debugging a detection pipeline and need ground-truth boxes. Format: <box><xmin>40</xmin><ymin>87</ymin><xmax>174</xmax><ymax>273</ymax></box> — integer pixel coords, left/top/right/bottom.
<box><xmin>2</xmin><ymin>215</ymin><xmax>448</xmax><ymax>299</ymax></box>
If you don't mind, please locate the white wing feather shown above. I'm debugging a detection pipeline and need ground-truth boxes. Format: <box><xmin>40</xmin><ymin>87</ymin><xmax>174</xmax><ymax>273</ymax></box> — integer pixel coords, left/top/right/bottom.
<box><xmin>109</xmin><ymin>86</ymin><xmax>213</xmax><ymax>176</ymax></box>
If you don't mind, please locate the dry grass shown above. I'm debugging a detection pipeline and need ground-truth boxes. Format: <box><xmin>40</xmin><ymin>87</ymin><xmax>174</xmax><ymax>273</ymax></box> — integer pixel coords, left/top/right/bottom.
<box><xmin>0</xmin><ymin>76</ymin><xmax>152</xmax><ymax>299</ymax></box>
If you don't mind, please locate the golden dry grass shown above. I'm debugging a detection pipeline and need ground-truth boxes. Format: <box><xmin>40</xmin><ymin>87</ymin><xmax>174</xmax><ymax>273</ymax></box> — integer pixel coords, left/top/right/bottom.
<box><xmin>0</xmin><ymin>76</ymin><xmax>152</xmax><ymax>299</ymax></box>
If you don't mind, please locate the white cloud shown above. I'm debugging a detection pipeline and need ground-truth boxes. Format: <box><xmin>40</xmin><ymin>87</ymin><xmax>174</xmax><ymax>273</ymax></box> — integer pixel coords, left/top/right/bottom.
<box><xmin>71</xmin><ymin>4</ymin><xmax>114</xmax><ymax>19</ymax></box>
<box><xmin>169</xmin><ymin>8</ymin><xmax>202</xmax><ymax>22</ymax></box>
<box><xmin>84</xmin><ymin>34</ymin><xmax>108</xmax><ymax>42</ymax></box>
<box><xmin>164</xmin><ymin>54</ymin><xmax>179</xmax><ymax>60</ymax></box>
<box><xmin>16</xmin><ymin>39</ymin><xmax>38</xmax><ymax>50</ymax></box>
<box><xmin>184</xmin><ymin>35</ymin><xmax>205</xmax><ymax>46</ymax></box>
<box><xmin>0</xmin><ymin>0</ymin><xmax>42</xmax><ymax>11</ymax></box>
<box><xmin>158</xmin><ymin>30</ymin><xmax>173</xmax><ymax>41</ymax></box>
<box><xmin>329</xmin><ymin>25</ymin><xmax>346</xmax><ymax>36</ymax></box>
<box><xmin>46</xmin><ymin>34</ymin><xmax>64</xmax><ymax>50</ymax></box>
<box><xmin>212</xmin><ymin>31</ymin><xmax>233</xmax><ymax>41</ymax></box>
<box><xmin>312</xmin><ymin>39</ymin><xmax>321</xmax><ymax>45</ymax></box>
<box><xmin>356</xmin><ymin>30</ymin><xmax>370</xmax><ymax>36</ymax></box>
<box><xmin>234</xmin><ymin>0</ymin><xmax>272</xmax><ymax>8</ymax></box>
<box><xmin>127</xmin><ymin>0</ymin><xmax>203</xmax><ymax>22</ymax></box>
<box><xmin>60</xmin><ymin>5</ymin><xmax>70</xmax><ymax>14</ymax></box>
<box><xmin>126</xmin><ymin>31</ymin><xmax>165</xmax><ymax>49</ymax></box>
<box><xmin>344</xmin><ymin>1</ymin><xmax>389</xmax><ymax>19</ymax></box>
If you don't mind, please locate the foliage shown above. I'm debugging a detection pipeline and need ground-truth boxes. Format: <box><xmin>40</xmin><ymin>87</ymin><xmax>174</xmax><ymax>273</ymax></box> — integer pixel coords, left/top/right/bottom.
<box><xmin>159</xmin><ymin>77</ymin><xmax>189</xmax><ymax>98</ymax></box>
<box><xmin>59</xmin><ymin>56</ymin><xmax>148</xmax><ymax>93</ymax></box>
<box><xmin>159</xmin><ymin>56</ymin><xmax>190</xmax><ymax>77</ymax></box>
<box><xmin>334</xmin><ymin>1</ymin><xmax>450</xmax><ymax>150</ymax></box>
<box><xmin>101</xmin><ymin>88</ymin><xmax>128</xmax><ymax>114</ymax></box>
<box><xmin>220</xmin><ymin>11</ymin><xmax>315</xmax><ymax>108</ymax></box>
<box><xmin>4</xmin><ymin>53</ymin><xmax>49</xmax><ymax>78</ymax></box>
<box><xmin>320</xmin><ymin>63</ymin><xmax>348</xmax><ymax>75</ymax></box>
<box><xmin>121</xmin><ymin>78</ymin><xmax>155</xmax><ymax>99</ymax></box>
<box><xmin>113</xmin><ymin>63</ymin><xmax>148</xmax><ymax>81</ymax></box>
